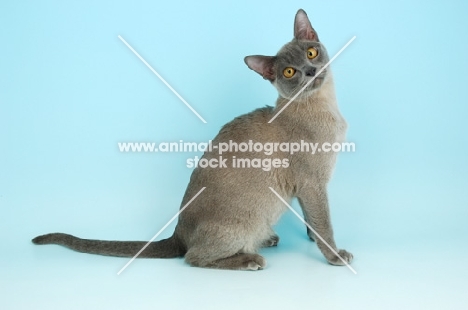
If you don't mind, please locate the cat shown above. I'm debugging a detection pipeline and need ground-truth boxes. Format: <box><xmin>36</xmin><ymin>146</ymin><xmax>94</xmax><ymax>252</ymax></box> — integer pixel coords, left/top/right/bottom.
<box><xmin>32</xmin><ymin>9</ymin><xmax>353</xmax><ymax>271</ymax></box>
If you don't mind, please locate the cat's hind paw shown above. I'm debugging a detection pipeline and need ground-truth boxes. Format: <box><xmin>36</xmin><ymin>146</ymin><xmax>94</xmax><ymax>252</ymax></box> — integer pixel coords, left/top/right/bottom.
<box><xmin>262</xmin><ymin>234</ymin><xmax>280</xmax><ymax>247</ymax></box>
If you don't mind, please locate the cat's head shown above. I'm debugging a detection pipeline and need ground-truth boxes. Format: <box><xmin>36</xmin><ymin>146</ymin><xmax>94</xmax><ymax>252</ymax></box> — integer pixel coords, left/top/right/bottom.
<box><xmin>245</xmin><ymin>9</ymin><xmax>330</xmax><ymax>99</ymax></box>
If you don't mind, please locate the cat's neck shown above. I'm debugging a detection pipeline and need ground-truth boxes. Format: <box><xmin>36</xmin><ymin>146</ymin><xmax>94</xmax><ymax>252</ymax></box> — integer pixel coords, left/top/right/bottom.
<box><xmin>276</xmin><ymin>72</ymin><xmax>339</xmax><ymax>117</ymax></box>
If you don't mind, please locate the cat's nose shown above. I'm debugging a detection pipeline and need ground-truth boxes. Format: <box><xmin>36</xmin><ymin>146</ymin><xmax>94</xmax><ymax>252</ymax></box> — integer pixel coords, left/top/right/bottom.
<box><xmin>305</xmin><ymin>67</ymin><xmax>316</xmax><ymax>77</ymax></box>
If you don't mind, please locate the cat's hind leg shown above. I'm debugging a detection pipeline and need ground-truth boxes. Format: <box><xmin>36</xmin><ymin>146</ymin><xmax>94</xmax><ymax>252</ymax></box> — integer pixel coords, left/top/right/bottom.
<box><xmin>207</xmin><ymin>253</ymin><xmax>266</xmax><ymax>270</ymax></box>
<box><xmin>261</xmin><ymin>234</ymin><xmax>280</xmax><ymax>247</ymax></box>
<box><xmin>183</xmin><ymin>226</ymin><xmax>267</xmax><ymax>271</ymax></box>
<box><xmin>185</xmin><ymin>248</ymin><xmax>266</xmax><ymax>271</ymax></box>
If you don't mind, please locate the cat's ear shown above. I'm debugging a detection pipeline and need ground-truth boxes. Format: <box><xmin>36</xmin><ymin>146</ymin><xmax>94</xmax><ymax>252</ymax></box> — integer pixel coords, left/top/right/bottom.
<box><xmin>294</xmin><ymin>9</ymin><xmax>319</xmax><ymax>42</ymax></box>
<box><xmin>244</xmin><ymin>56</ymin><xmax>276</xmax><ymax>81</ymax></box>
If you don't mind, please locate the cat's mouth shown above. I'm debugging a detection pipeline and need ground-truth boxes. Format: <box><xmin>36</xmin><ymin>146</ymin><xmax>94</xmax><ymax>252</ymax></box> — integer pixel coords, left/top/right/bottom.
<box><xmin>307</xmin><ymin>69</ymin><xmax>327</xmax><ymax>83</ymax></box>
<box><xmin>311</xmin><ymin>72</ymin><xmax>326</xmax><ymax>87</ymax></box>
<box><xmin>315</xmin><ymin>69</ymin><xmax>327</xmax><ymax>79</ymax></box>
<box><xmin>303</xmin><ymin>76</ymin><xmax>323</xmax><ymax>91</ymax></box>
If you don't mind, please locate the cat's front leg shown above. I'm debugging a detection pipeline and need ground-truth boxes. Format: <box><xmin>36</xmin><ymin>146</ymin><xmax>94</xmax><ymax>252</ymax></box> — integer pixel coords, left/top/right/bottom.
<box><xmin>297</xmin><ymin>185</ymin><xmax>353</xmax><ymax>266</ymax></box>
<box><xmin>307</xmin><ymin>227</ymin><xmax>316</xmax><ymax>242</ymax></box>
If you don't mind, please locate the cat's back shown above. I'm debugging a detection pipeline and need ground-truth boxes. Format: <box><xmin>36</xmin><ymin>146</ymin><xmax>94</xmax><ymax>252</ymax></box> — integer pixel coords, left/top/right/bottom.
<box><xmin>215</xmin><ymin>106</ymin><xmax>285</xmax><ymax>143</ymax></box>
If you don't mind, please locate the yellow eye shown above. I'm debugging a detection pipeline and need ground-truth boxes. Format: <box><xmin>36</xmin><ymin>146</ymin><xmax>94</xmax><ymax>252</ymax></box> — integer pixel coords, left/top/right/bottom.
<box><xmin>307</xmin><ymin>47</ymin><xmax>318</xmax><ymax>59</ymax></box>
<box><xmin>283</xmin><ymin>67</ymin><xmax>296</xmax><ymax>78</ymax></box>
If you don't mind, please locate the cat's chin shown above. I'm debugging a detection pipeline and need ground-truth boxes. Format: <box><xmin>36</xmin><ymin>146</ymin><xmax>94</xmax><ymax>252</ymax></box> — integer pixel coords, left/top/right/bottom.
<box><xmin>300</xmin><ymin>80</ymin><xmax>325</xmax><ymax>97</ymax></box>
<box><xmin>281</xmin><ymin>89</ymin><xmax>319</xmax><ymax>101</ymax></box>
<box><xmin>313</xmin><ymin>77</ymin><xmax>325</xmax><ymax>87</ymax></box>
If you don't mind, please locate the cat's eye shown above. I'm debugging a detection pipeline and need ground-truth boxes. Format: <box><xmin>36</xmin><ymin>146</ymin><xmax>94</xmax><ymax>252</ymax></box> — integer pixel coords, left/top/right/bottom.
<box><xmin>283</xmin><ymin>67</ymin><xmax>296</xmax><ymax>78</ymax></box>
<box><xmin>307</xmin><ymin>47</ymin><xmax>318</xmax><ymax>59</ymax></box>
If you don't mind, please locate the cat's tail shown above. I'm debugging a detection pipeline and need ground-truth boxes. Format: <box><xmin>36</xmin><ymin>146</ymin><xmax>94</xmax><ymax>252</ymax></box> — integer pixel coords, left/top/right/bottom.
<box><xmin>31</xmin><ymin>233</ymin><xmax>185</xmax><ymax>258</ymax></box>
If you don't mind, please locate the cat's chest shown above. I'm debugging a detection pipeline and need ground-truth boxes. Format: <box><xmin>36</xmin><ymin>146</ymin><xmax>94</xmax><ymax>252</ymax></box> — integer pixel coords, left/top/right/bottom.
<box><xmin>295</xmin><ymin>112</ymin><xmax>347</xmax><ymax>143</ymax></box>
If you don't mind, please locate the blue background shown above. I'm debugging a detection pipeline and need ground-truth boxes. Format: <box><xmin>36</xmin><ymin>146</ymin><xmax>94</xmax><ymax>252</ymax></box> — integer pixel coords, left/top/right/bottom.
<box><xmin>1</xmin><ymin>0</ymin><xmax>467</xmax><ymax>309</ymax></box>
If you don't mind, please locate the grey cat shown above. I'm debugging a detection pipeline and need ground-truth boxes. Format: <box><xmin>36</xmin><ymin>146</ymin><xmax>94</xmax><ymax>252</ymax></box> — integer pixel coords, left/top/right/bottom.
<box><xmin>32</xmin><ymin>9</ymin><xmax>353</xmax><ymax>271</ymax></box>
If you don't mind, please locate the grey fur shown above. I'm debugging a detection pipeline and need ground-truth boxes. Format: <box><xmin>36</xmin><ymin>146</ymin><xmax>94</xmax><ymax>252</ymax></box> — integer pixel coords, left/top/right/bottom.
<box><xmin>32</xmin><ymin>9</ymin><xmax>353</xmax><ymax>271</ymax></box>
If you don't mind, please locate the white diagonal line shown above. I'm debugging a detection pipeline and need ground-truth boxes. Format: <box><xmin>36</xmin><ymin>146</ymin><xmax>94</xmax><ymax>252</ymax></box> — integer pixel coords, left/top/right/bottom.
<box><xmin>118</xmin><ymin>35</ymin><xmax>207</xmax><ymax>124</ymax></box>
<box><xmin>269</xmin><ymin>187</ymin><xmax>357</xmax><ymax>274</ymax></box>
<box><xmin>117</xmin><ymin>187</ymin><xmax>206</xmax><ymax>275</ymax></box>
<box><xmin>268</xmin><ymin>36</ymin><xmax>356</xmax><ymax>123</ymax></box>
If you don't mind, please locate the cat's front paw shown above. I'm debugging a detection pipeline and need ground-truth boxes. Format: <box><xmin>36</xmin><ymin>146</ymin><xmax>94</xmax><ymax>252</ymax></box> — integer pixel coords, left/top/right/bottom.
<box><xmin>327</xmin><ymin>249</ymin><xmax>353</xmax><ymax>266</ymax></box>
